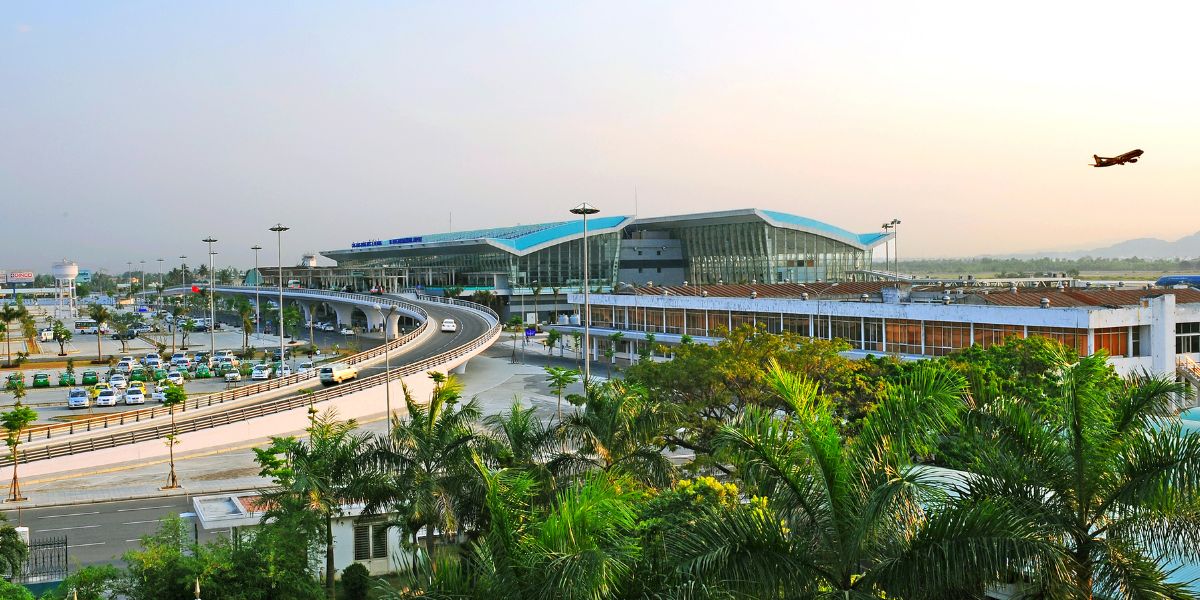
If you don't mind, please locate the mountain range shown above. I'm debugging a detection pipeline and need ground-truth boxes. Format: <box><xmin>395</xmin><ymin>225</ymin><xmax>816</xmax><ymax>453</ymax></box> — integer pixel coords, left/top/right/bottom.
<box><xmin>1002</xmin><ymin>231</ymin><xmax>1200</xmax><ymax>260</ymax></box>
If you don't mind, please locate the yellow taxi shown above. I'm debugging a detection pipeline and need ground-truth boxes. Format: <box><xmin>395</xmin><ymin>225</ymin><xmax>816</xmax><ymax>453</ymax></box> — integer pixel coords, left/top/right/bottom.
<box><xmin>89</xmin><ymin>382</ymin><xmax>112</xmax><ymax>400</ymax></box>
<box><xmin>127</xmin><ymin>381</ymin><xmax>148</xmax><ymax>395</ymax></box>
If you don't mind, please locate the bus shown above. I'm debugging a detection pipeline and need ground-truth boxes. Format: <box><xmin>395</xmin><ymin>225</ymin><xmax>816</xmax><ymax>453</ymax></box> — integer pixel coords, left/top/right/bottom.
<box><xmin>74</xmin><ymin>319</ymin><xmax>110</xmax><ymax>334</ymax></box>
<box><xmin>286</xmin><ymin>280</ymin><xmax>302</xmax><ymax>289</ymax></box>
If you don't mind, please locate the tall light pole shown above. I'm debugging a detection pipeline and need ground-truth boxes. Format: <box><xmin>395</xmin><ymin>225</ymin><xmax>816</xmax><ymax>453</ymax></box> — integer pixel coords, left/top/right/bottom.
<box><xmin>889</xmin><ymin>218</ymin><xmax>901</xmax><ymax>275</ymax></box>
<box><xmin>156</xmin><ymin>258</ymin><xmax>164</xmax><ymax>307</ymax></box>
<box><xmin>251</xmin><ymin>245</ymin><xmax>263</xmax><ymax>339</ymax></box>
<box><xmin>270</xmin><ymin>224</ymin><xmax>289</xmax><ymax>369</ymax></box>
<box><xmin>375</xmin><ymin>303</ymin><xmax>397</xmax><ymax>418</ymax></box>
<box><xmin>126</xmin><ymin>261</ymin><xmax>133</xmax><ymax>300</ymax></box>
<box><xmin>139</xmin><ymin>260</ymin><xmax>146</xmax><ymax>298</ymax></box>
<box><xmin>881</xmin><ymin>222</ymin><xmax>894</xmax><ymax>276</ymax></box>
<box><xmin>179</xmin><ymin>256</ymin><xmax>188</xmax><ymax>288</ymax></box>
<box><xmin>202</xmin><ymin>238</ymin><xmax>218</xmax><ymax>356</ymax></box>
<box><xmin>570</xmin><ymin>203</ymin><xmax>598</xmax><ymax>384</ymax></box>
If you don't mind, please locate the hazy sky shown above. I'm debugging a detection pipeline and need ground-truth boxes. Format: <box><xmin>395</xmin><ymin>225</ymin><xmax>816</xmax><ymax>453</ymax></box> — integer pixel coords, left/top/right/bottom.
<box><xmin>4</xmin><ymin>1</ymin><xmax>1200</xmax><ymax>273</ymax></box>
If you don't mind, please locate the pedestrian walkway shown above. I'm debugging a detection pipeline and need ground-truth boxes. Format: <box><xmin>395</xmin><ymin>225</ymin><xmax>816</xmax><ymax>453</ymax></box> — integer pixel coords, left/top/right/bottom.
<box><xmin>6</xmin><ymin>343</ymin><xmax>580</xmax><ymax>509</ymax></box>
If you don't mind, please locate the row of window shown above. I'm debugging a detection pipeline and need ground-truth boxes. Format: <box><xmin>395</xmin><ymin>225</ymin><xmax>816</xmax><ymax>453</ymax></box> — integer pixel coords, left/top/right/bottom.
<box><xmin>588</xmin><ymin>307</ymin><xmax>1145</xmax><ymax>358</ymax></box>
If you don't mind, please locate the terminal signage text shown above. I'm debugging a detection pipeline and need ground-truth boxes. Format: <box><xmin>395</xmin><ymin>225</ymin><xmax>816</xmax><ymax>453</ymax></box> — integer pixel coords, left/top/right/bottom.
<box><xmin>6</xmin><ymin>271</ymin><xmax>34</xmax><ymax>284</ymax></box>
<box><xmin>350</xmin><ymin>236</ymin><xmax>425</xmax><ymax>249</ymax></box>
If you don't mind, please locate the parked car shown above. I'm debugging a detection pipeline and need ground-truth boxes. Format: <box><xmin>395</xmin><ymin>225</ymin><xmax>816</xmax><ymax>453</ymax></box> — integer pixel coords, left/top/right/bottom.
<box><xmin>32</xmin><ymin>373</ymin><xmax>50</xmax><ymax>388</ymax></box>
<box><xmin>146</xmin><ymin>357</ymin><xmax>163</xmax><ymax>370</ymax></box>
<box><xmin>224</xmin><ymin>370</ymin><xmax>241</xmax><ymax>382</ymax></box>
<box><xmin>150</xmin><ymin>387</ymin><xmax>167</xmax><ymax>403</ymax></box>
<box><xmin>111</xmin><ymin>330</ymin><xmax>136</xmax><ymax>341</ymax></box>
<box><xmin>4</xmin><ymin>373</ymin><xmax>21</xmax><ymax>390</ymax></box>
<box><xmin>319</xmin><ymin>322</ymin><xmax>335</xmax><ymax>332</ymax></box>
<box><xmin>81</xmin><ymin>371</ymin><xmax>99</xmax><ymax>385</ymax></box>
<box><xmin>152</xmin><ymin>368</ymin><xmax>168</xmax><ymax>382</ymax></box>
<box><xmin>108</xmin><ymin>374</ymin><xmax>128</xmax><ymax>390</ymax></box>
<box><xmin>115</xmin><ymin>361</ymin><xmax>133</xmax><ymax>374</ymax></box>
<box><xmin>39</xmin><ymin>328</ymin><xmax>53</xmax><ymax>342</ymax></box>
<box><xmin>130</xmin><ymin>368</ymin><xmax>149</xmax><ymax>382</ymax></box>
<box><xmin>339</xmin><ymin>326</ymin><xmax>354</xmax><ymax>336</ymax></box>
<box><xmin>166</xmin><ymin>371</ymin><xmax>184</xmax><ymax>386</ymax></box>
<box><xmin>195</xmin><ymin>364</ymin><xmax>212</xmax><ymax>378</ymax></box>
<box><xmin>251</xmin><ymin>365</ymin><xmax>273</xmax><ymax>380</ymax></box>
<box><xmin>272</xmin><ymin>363</ymin><xmax>293</xmax><ymax>378</ymax></box>
<box><xmin>58</xmin><ymin>372</ymin><xmax>75</xmax><ymax>386</ymax></box>
<box><xmin>89</xmin><ymin>382</ymin><xmax>111</xmax><ymax>399</ymax></box>
<box><xmin>124</xmin><ymin>388</ymin><xmax>145</xmax><ymax>405</ymax></box>
<box><xmin>271</xmin><ymin>348</ymin><xmax>291</xmax><ymax>361</ymax></box>
<box><xmin>132</xmin><ymin>325</ymin><xmax>153</xmax><ymax>334</ymax></box>
<box><xmin>67</xmin><ymin>388</ymin><xmax>89</xmax><ymax>409</ymax></box>
<box><xmin>440</xmin><ymin>318</ymin><xmax>457</xmax><ymax>333</ymax></box>
<box><xmin>128</xmin><ymin>381</ymin><xmax>148</xmax><ymax>395</ymax></box>
<box><xmin>297</xmin><ymin>361</ymin><xmax>315</xmax><ymax>373</ymax></box>
<box><xmin>95</xmin><ymin>389</ymin><xmax>118</xmax><ymax>407</ymax></box>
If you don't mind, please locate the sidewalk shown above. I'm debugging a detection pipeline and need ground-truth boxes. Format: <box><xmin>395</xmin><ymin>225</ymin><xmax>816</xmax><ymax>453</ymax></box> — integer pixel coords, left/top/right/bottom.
<box><xmin>10</xmin><ymin>343</ymin><xmax>575</xmax><ymax>508</ymax></box>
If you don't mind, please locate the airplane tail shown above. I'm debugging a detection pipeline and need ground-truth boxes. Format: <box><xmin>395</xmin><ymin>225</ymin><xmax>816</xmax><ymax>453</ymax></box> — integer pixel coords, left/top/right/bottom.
<box><xmin>1092</xmin><ymin>154</ymin><xmax>1101</xmax><ymax>166</ymax></box>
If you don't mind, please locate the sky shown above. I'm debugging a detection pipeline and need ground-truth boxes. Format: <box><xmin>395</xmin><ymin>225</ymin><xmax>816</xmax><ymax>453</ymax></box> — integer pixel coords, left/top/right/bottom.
<box><xmin>4</xmin><ymin>1</ymin><xmax>1200</xmax><ymax>274</ymax></box>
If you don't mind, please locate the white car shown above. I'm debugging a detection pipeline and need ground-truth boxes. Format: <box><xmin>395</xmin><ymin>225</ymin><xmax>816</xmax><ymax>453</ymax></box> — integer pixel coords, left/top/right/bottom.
<box><xmin>95</xmin><ymin>389</ymin><xmax>118</xmax><ymax>407</ymax></box>
<box><xmin>251</xmin><ymin>365</ymin><xmax>273</xmax><ymax>380</ymax></box>
<box><xmin>108</xmin><ymin>374</ymin><xmax>128</xmax><ymax>390</ymax></box>
<box><xmin>339</xmin><ymin>326</ymin><xmax>354</xmax><ymax>336</ymax></box>
<box><xmin>297</xmin><ymin>361</ymin><xmax>315</xmax><ymax>373</ymax></box>
<box><xmin>67</xmin><ymin>388</ymin><xmax>89</xmax><ymax>409</ymax></box>
<box><xmin>115</xmin><ymin>361</ymin><xmax>133</xmax><ymax>374</ymax></box>
<box><xmin>440</xmin><ymin>319</ymin><xmax>457</xmax><ymax>333</ymax></box>
<box><xmin>319</xmin><ymin>323</ymin><xmax>336</xmax><ymax>331</ymax></box>
<box><xmin>166</xmin><ymin>371</ymin><xmax>184</xmax><ymax>386</ymax></box>
<box><xmin>141</xmin><ymin>353</ymin><xmax>159</xmax><ymax>365</ymax></box>
<box><xmin>150</xmin><ymin>388</ymin><xmax>167</xmax><ymax>402</ymax></box>
<box><xmin>146</xmin><ymin>357</ymin><xmax>163</xmax><ymax>370</ymax></box>
<box><xmin>119</xmin><ymin>355</ymin><xmax>135</xmax><ymax>365</ymax></box>
<box><xmin>224</xmin><ymin>370</ymin><xmax>242</xmax><ymax>382</ymax></box>
<box><xmin>124</xmin><ymin>388</ymin><xmax>145</xmax><ymax>405</ymax></box>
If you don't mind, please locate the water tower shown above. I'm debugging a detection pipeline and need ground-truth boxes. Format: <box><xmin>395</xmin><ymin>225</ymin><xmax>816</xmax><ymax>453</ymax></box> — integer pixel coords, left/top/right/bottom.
<box><xmin>52</xmin><ymin>260</ymin><xmax>79</xmax><ymax>320</ymax></box>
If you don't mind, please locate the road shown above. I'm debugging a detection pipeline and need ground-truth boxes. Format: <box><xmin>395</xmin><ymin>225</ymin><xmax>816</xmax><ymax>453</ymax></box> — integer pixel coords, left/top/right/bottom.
<box><xmin>11</xmin><ymin>495</ymin><xmax>240</xmax><ymax>565</ymax></box>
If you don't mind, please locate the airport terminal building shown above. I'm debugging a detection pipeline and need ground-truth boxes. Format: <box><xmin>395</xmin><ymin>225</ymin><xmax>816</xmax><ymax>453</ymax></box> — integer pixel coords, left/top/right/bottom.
<box><xmin>254</xmin><ymin>208</ymin><xmax>892</xmax><ymax>317</ymax></box>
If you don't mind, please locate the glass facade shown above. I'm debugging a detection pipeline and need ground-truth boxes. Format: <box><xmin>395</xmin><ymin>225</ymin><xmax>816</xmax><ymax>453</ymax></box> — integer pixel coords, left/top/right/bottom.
<box><xmin>663</xmin><ymin>222</ymin><xmax>871</xmax><ymax>284</ymax></box>
<box><xmin>332</xmin><ymin>232</ymin><xmax>621</xmax><ymax>290</ymax></box>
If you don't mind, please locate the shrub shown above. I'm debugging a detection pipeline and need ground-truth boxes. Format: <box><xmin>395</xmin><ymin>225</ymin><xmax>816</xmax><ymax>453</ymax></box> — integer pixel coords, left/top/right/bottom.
<box><xmin>340</xmin><ymin>562</ymin><xmax>370</xmax><ymax>600</ymax></box>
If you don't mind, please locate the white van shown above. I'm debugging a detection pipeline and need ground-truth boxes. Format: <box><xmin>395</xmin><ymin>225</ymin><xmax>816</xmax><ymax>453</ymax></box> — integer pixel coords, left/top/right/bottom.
<box><xmin>319</xmin><ymin>364</ymin><xmax>358</xmax><ymax>385</ymax></box>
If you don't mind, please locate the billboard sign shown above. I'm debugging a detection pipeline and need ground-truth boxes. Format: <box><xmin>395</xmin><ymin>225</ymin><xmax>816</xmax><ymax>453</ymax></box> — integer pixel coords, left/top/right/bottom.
<box><xmin>6</xmin><ymin>271</ymin><xmax>34</xmax><ymax>284</ymax></box>
<box><xmin>76</xmin><ymin>270</ymin><xmax>92</xmax><ymax>283</ymax></box>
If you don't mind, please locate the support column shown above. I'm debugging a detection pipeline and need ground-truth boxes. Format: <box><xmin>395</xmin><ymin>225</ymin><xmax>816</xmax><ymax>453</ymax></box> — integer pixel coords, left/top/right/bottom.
<box><xmin>452</xmin><ymin>361</ymin><xmax>467</xmax><ymax>375</ymax></box>
<box><xmin>332</xmin><ymin>304</ymin><xmax>354</xmax><ymax>328</ymax></box>
<box><xmin>386</xmin><ymin>313</ymin><xmax>403</xmax><ymax>338</ymax></box>
<box><xmin>365</xmin><ymin>309</ymin><xmax>384</xmax><ymax>333</ymax></box>
<box><xmin>1150</xmin><ymin>294</ymin><xmax>1177</xmax><ymax>377</ymax></box>
<box><xmin>298</xmin><ymin>301</ymin><xmax>315</xmax><ymax>325</ymax></box>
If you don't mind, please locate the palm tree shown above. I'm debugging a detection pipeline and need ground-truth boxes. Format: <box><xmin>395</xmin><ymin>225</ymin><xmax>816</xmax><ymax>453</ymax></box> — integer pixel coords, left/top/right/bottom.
<box><xmin>168</xmin><ymin>299</ymin><xmax>186</xmax><ymax>352</ymax></box>
<box><xmin>0</xmin><ymin>304</ymin><xmax>27</xmax><ymax>368</ymax></box>
<box><xmin>0</xmin><ymin>513</ymin><xmax>27</xmax><ymax>577</ymax></box>
<box><xmin>605</xmin><ymin>331</ymin><xmax>624</xmax><ymax>378</ymax></box>
<box><xmin>666</xmin><ymin>359</ymin><xmax>1067</xmax><ymax>598</ymax></box>
<box><xmin>482</xmin><ymin>400</ymin><xmax>557</xmax><ymax>474</ymax></box>
<box><xmin>543</xmin><ymin>365</ymin><xmax>579</xmax><ymax>420</ymax></box>
<box><xmin>956</xmin><ymin>349</ymin><xmax>1200</xmax><ymax>598</ymax></box>
<box><xmin>550</xmin><ymin>286</ymin><xmax>561</xmax><ymax>323</ymax></box>
<box><xmin>2</xmin><ymin>383</ymin><xmax>37</xmax><ymax>502</ymax></box>
<box><xmin>86</xmin><ymin>304</ymin><xmax>112</xmax><ymax>363</ymax></box>
<box><xmin>551</xmin><ymin>380</ymin><xmax>676</xmax><ymax>488</ymax></box>
<box><xmin>234</xmin><ymin>296</ymin><xmax>254</xmax><ymax>354</ymax></box>
<box><xmin>544</xmin><ymin>329</ymin><xmax>562</xmax><ymax>363</ymax></box>
<box><xmin>364</xmin><ymin>372</ymin><xmax>482</xmax><ymax>563</ymax></box>
<box><xmin>255</xmin><ymin>409</ymin><xmax>372</xmax><ymax>599</ymax></box>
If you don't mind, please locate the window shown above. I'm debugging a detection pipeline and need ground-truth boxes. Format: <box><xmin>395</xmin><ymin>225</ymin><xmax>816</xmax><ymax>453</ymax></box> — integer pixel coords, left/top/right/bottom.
<box><xmin>1027</xmin><ymin>327</ymin><xmax>1087</xmax><ymax>356</ymax></box>
<box><xmin>1178</xmin><ymin>322</ymin><xmax>1200</xmax><ymax>354</ymax></box>
<box><xmin>885</xmin><ymin>319</ymin><xmax>922</xmax><ymax>355</ymax></box>
<box><xmin>974</xmin><ymin>324</ymin><xmax>1024</xmax><ymax>349</ymax></box>
<box><xmin>924</xmin><ymin>321</ymin><xmax>971</xmax><ymax>356</ymax></box>
<box><xmin>354</xmin><ymin>522</ymin><xmax>388</xmax><ymax>560</ymax></box>
<box><xmin>1093</xmin><ymin>327</ymin><xmax>1129</xmax><ymax>357</ymax></box>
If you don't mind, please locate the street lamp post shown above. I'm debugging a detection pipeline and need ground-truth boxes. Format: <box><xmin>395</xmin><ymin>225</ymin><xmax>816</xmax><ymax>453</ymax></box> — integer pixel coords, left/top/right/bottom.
<box><xmin>881</xmin><ymin>222</ymin><xmax>894</xmax><ymax>275</ymax></box>
<box><xmin>139</xmin><ymin>260</ymin><xmax>146</xmax><ymax>298</ymax></box>
<box><xmin>202</xmin><ymin>238</ymin><xmax>218</xmax><ymax>357</ymax></box>
<box><xmin>270</xmin><ymin>224</ymin><xmax>289</xmax><ymax>370</ymax></box>
<box><xmin>126</xmin><ymin>261</ymin><xmax>133</xmax><ymax>300</ymax></box>
<box><xmin>156</xmin><ymin>258</ymin><xmax>164</xmax><ymax>308</ymax></box>
<box><xmin>889</xmin><ymin>218</ymin><xmax>901</xmax><ymax>275</ymax></box>
<box><xmin>374</xmin><ymin>303</ymin><xmax>398</xmax><ymax>418</ymax></box>
<box><xmin>251</xmin><ymin>245</ymin><xmax>263</xmax><ymax>339</ymax></box>
<box><xmin>179</xmin><ymin>256</ymin><xmax>188</xmax><ymax>288</ymax></box>
<box><xmin>570</xmin><ymin>203</ymin><xmax>599</xmax><ymax>384</ymax></box>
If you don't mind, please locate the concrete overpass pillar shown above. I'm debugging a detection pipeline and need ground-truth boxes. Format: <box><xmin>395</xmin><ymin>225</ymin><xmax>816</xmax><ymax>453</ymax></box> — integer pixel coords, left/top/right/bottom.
<box><xmin>386</xmin><ymin>313</ymin><xmax>402</xmax><ymax>338</ymax></box>
<box><xmin>298</xmin><ymin>301</ymin><xmax>315</xmax><ymax>325</ymax></box>
<box><xmin>452</xmin><ymin>361</ymin><xmax>467</xmax><ymax>375</ymax></box>
<box><xmin>365</xmin><ymin>309</ymin><xmax>384</xmax><ymax>333</ymax></box>
<box><xmin>332</xmin><ymin>303</ymin><xmax>354</xmax><ymax>328</ymax></box>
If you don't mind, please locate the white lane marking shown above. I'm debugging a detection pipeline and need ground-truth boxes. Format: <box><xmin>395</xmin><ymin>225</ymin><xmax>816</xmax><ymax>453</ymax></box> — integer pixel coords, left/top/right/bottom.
<box><xmin>36</xmin><ymin>511</ymin><xmax>99</xmax><ymax>519</ymax></box>
<box><xmin>116</xmin><ymin>504</ymin><xmax>176</xmax><ymax>512</ymax></box>
<box><xmin>67</xmin><ymin>542</ymin><xmax>105</xmax><ymax>548</ymax></box>
<box><xmin>121</xmin><ymin>519</ymin><xmax>163</xmax><ymax>525</ymax></box>
<box><xmin>124</xmin><ymin>539</ymin><xmax>142</xmax><ymax>543</ymax></box>
<box><xmin>41</xmin><ymin>524</ymin><xmax>101</xmax><ymax>532</ymax></box>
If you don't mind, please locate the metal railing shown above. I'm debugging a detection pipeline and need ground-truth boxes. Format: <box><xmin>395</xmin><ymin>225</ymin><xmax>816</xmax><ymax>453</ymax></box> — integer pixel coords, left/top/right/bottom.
<box><xmin>0</xmin><ymin>322</ymin><xmax>501</xmax><ymax>467</ymax></box>
<box><xmin>1179</xmin><ymin>356</ymin><xmax>1200</xmax><ymax>382</ymax></box>
<box><xmin>15</xmin><ymin>287</ymin><xmax>435</xmax><ymax>443</ymax></box>
<box><xmin>1</xmin><ymin>289</ymin><xmax>502</xmax><ymax>465</ymax></box>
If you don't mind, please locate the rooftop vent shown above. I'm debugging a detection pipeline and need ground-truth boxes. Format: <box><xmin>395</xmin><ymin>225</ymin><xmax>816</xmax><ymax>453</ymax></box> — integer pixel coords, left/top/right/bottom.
<box><xmin>942</xmin><ymin>295</ymin><xmax>952</xmax><ymax>305</ymax></box>
<box><xmin>860</xmin><ymin>293</ymin><xmax>870</xmax><ymax>302</ymax></box>
<box><xmin>801</xmin><ymin>292</ymin><xmax>809</xmax><ymax>301</ymax></box>
<box><xmin>1040</xmin><ymin>297</ymin><xmax>1050</xmax><ymax>308</ymax></box>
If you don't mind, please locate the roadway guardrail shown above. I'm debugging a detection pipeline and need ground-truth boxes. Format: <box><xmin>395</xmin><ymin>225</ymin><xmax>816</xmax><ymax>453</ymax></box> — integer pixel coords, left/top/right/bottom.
<box><xmin>1</xmin><ymin>290</ymin><xmax>500</xmax><ymax>465</ymax></box>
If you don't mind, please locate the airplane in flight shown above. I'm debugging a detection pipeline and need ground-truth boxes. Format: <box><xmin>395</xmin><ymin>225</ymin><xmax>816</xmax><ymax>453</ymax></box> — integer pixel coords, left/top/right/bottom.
<box><xmin>1091</xmin><ymin>149</ymin><xmax>1143</xmax><ymax>167</ymax></box>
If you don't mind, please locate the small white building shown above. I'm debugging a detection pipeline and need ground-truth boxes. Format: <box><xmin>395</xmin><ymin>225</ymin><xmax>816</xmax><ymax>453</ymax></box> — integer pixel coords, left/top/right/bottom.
<box><xmin>191</xmin><ymin>492</ymin><xmax>407</xmax><ymax>578</ymax></box>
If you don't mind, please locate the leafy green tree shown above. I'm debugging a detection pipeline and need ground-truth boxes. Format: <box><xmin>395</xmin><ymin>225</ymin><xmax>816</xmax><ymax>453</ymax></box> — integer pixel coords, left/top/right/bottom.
<box><xmin>570</xmin><ymin>331</ymin><xmax>583</xmax><ymax>370</ymax></box>
<box><xmin>544</xmin><ymin>328</ymin><xmax>562</xmax><ymax>362</ymax></box>
<box><xmin>0</xmin><ymin>579</ymin><xmax>32</xmax><ymax>600</ymax></box>
<box><xmin>364</xmin><ymin>373</ymin><xmax>482</xmax><ymax>565</ymax></box>
<box><xmin>40</xmin><ymin>564</ymin><xmax>122</xmax><ymax>600</ymax></box>
<box><xmin>667</xmin><ymin>359</ymin><xmax>1065</xmax><ymax>599</ymax></box>
<box><xmin>111</xmin><ymin>312</ymin><xmax>141</xmax><ymax>353</ymax></box>
<box><xmin>85</xmin><ymin>304</ymin><xmax>112</xmax><ymax>363</ymax></box>
<box><xmin>1</xmin><ymin>383</ymin><xmax>36</xmax><ymax>502</ymax></box>
<box><xmin>18</xmin><ymin>315</ymin><xmax>35</xmax><ymax>350</ymax></box>
<box><xmin>551</xmin><ymin>380</ymin><xmax>676</xmax><ymax>488</ymax></box>
<box><xmin>481</xmin><ymin>400</ymin><xmax>558</xmax><ymax>498</ymax></box>
<box><xmin>0</xmin><ymin>513</ymin><xmax>27</xmax><ymax>581</ymax></box>
<box><xmin>0</xmin><ymin>304</ymin><xmax>27</xmax><ymax>368</ymax></box>
<box><xmin>442</xmin><ymin>286</ymin><xmax>464</xmax><ymax>299</ymax></box>
<box><xmin>953</xmin><ymin>347</ymin><xmax>1200</xmax><ymax>598</ymax></box>
<box><xmin>161</xmin><ymin>384</ymin><xmax>187</xmax><ymax>489</ymax></box>
<box><xmin>604</xmin><ymin>331</ymin><xmax>624</xmax><ymax>378</ymax></box>
<box><xmin>179</xmin><ymin>318</ymin><xmax>195</xmax><ymax>351</ymax></box>
<box><xmin>340</xmin><ymin>562</ymin><xmax>370</xmax><ymax>600</ymax></box>
<box><xmin>51</xmin><ymin>319</ymin><xmax>72</xmax><ymax>357</ymax></box>
<box><xmin>233</xmin><ymin>296</ymin><xmax>254</xmax><ymax>353</ymax></box>
<box><xmin>543</xmin><ymin>366</ymin><xmax>579</xmax><ymax>421</ymax></box>
<box><xmin>282</xmin><ymin>305</ymin><xmax>303</xmax><ymax>339</ymax></box>
<box><xmin>255</xmin><ymin>410</ymin><xmax>371</xmax><ymax>599</ymax></box>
